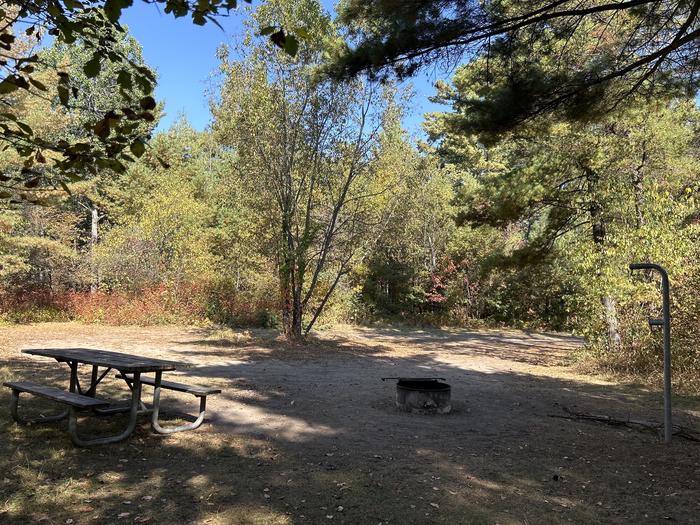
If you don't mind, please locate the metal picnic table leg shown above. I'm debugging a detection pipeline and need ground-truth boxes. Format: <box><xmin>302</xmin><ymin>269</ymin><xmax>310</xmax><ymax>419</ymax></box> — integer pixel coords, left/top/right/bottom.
<box><xmin>89</xmin><ymin>367</ymin><xmax>148</xmax><ymax>415</ymax></box>
<box><xmin>69</xmin><ymin>361</ymin><xmax>78</xmax><ymax>392</ymax></box>
<box><xmin>88</xmin><ymin>365</ymin><xmax>98</xmax><ymax>396</ymax></box>
<box><xmin>150</xmin><ymin>371</ymin><xmax>208</xmax><ymax>434</ymax></box>
<box><xmin>68</xmin><ymin>372</ymin><xmax>142</xmax><ymax>447</ymax></box>
<box><xmin>9</xmin><ymin>389</ymin><xmax>70</xmax><ymax>425</ymax></box>
<box><xmin>7</xmin><ymin>361</ymin><xmax>78</xmax><ymax>425</ymax></box>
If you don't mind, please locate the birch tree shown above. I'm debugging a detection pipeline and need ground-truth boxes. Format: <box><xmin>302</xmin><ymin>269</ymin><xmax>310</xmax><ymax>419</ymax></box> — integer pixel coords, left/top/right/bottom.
<box><xmin>212</xmin><ymin>0</ymin><xmax>403</xmax><ymax>340</ymax></box>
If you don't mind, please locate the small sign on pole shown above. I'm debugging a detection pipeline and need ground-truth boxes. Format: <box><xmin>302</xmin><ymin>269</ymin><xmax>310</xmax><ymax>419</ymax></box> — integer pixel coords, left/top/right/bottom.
<box><xmin>629</xmin><ymin>262</ymin><xmax>672</xmax><ymax>444</ymax></box>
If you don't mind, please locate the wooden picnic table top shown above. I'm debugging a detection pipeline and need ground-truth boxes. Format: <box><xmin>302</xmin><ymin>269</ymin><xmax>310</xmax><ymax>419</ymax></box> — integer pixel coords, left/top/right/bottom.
<box><xmin>22</xmin><ymin>348</ymin><xmax>186</xmax><ymax>373</ymax></box>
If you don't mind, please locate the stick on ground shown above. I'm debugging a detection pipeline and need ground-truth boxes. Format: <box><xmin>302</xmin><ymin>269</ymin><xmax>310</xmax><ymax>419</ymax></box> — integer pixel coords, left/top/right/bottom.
<box><xmin>549</xmin><ymin>406</ymin><xmax>700</xmax><ymax>442</ymax></box>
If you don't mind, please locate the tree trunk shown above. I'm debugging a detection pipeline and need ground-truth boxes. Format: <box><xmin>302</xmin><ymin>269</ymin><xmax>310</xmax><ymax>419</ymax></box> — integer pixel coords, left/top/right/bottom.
<box><xmin>280</xmin><ymin>219</ymin><xmax>303</xmax><ymax>342</ymax></box>
<box><xmin>280</xmin><ymin>276</ymin><xmax>303</xmax><ymax>341</ymax></box>
<box><xmin>588</xmin><ymin>169</ymin><xmax>622</xmax><ymax>349</ymax></box>
<box><xmin>290</xmin><ymin>291</ymin><xmax>303</xmax><ymax>340</ymax></box>
<box><xmin>601</xmin><ymin>295</ymin><xmax>622</xmax><ymax>347</ymax></box>
<box><xmin>90</xmin><ymin>206</ymin><xmax>100</xmax><ymax>294</ymax></box>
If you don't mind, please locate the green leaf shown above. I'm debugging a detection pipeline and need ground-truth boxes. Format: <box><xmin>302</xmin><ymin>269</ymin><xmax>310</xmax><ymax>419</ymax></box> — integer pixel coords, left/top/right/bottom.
<box><xmin>0</xmin><ymin>79</ymin><xmax>18</xmax><ymax>94</ymax></box>
<box><xmin>57</xmin><ymin>85</ymin><xmax>70</xmax><ymax>105</ymax></box>
<box><xmin>13</xmin><ymin>76</ymin><xmax>29</xmax><ymax>90</ymax></box>
<box><xmin>130</xmin><ymin>140</ymin><xmax>146</xmax><ymax>157</ymax></box>
<box><xmin>139</xmin><ymin>95</ymin><xmax>157</xmax><ymax>110</ymax></box>
<box><xmin>117</xmin><ymin>70</ymin><xmax>133</xmax><ymax>91</ymax></box>
<box><xmin>17</xmin><ymin>121</ymin><xmax>33</xmax><ymax>136</ymax></box>
<box><xmin>94</xmin><ymin>118</ymin><xmax>111</xmax><ymax>139</ymax></box>
<box><xmin>63</xmin><ymin>0</ymin><xmax>84</xmax><ymax>11</ymax></box>
<box><xmin>83</xmin><ymin>56</ymin><xmax>101</xmax><ymax>78</ymax></box>
<box><xmin>283</xmin><ymin>35</ymin><xmax>299</xmax><ymax>57</ymax></box>
<box><xmin>29</xmin><ymin>78</ymin><xmax>47</xmax><ymax>91</ymax></box>
<box><xmin>104</xmin><ymin>0</ymin><xmax>133</xmax><ymax>22</ymax></box>
<box><xmin>268</xmin><ymin>30</ymin><xmax>299</xmax><ymax>56</ymax></box>
<box><xmin>260</xmin><ymin>26</ymin><xmax>277</xmax><ymax>36</ymax></box>
<box><xmin>270</xmin><ymin>30</ymin><xmax>286</xmax><ymax>49</ymax></box>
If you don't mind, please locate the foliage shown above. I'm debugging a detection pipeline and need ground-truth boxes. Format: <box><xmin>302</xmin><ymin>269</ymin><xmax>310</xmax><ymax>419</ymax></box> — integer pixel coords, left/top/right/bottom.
<box><xmin>1</xmin><ymin>4</ymin><xmax>158</xmax><ymax>193</ymax></box>
<box><xmin>354</xmin><ymin>154</ymin><xmax>456</xmax><ymax>319</ymax></box>
<box><xmin>212</xmin><ymin>0</ymin><xmax>409</xmax><ymax>340</ymax></box>
<box><xmin>426</xmin><ymin>41</ymin><xmax>700</xmax><ymax>386</ymax></box>
<box><xmin>0</xmin><ymin>204</ymin><xmax>80</xmax><ymax>293</ymax></box>
<box><xmin>0</xmin><ymin>0</ymin><xmax>308</xmax><ymax>195</ymax></box>
<box><xmin>1</xmin><ymin>0</ymin><xmax>698</xmax><ymax>392</ymax></box>
<box><xmin>329</xmin><ymin>1</ymin><xmax>700</xmax><ymax>130</ymax></box>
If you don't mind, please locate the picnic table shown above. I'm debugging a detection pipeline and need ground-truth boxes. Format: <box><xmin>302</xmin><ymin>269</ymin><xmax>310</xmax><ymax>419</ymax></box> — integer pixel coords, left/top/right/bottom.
<box><xmin>3</xmin><ymin>348</ymin><xmax>221</xmax><ymax>447</ymax></box>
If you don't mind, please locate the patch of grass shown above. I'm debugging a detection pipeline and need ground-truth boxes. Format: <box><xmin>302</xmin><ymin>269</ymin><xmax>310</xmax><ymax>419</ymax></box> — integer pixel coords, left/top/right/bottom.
<box><xmin>203</xmin><ymin>327</ymin><xmax>256</xmax><ymax>346</ymax></box>
<box><xmin>0</xmin><ymin>415</ymin><xmax>293</xmax><ymax>525</ymax></box>
<box><xmin>1</xmin><ymin>322</ymin><xmax>698</xmax><ymax>525</ymax></box>
<box><xmin>574</xmin><ymin>344</ymin><xmax>700</xmax><ymax>396</ymax></box>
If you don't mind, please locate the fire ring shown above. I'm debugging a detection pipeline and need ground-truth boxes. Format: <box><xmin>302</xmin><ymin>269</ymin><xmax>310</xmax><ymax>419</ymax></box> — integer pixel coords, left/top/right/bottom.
<box><xmin>382</xmin><ymin>377</ymin><xmax>452</xmax><ymax>414</ymax></box>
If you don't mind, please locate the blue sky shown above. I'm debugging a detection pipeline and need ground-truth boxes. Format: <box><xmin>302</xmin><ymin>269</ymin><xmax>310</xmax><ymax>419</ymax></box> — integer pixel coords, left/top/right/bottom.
<box><xmin>120</xmin><ymin>2</ymin><xmax>448</xmax><ymax>137</ymax></box>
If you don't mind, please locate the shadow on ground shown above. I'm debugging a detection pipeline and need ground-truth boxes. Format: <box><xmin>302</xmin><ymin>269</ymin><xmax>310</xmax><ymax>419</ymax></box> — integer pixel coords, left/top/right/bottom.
<box><xmin>0</xmin><ymin>324</ymin><xmax>698</xmax><ymax>525</ymax></box>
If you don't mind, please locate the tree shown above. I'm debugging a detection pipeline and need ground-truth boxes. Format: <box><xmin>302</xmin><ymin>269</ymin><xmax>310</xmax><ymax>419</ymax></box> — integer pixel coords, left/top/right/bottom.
<box><xmin>1</xmin><ymin>0</ymin><xmax>303</xmax><ymax>195</ymax></box>
<box><xmin>40</xmin><ymin>33</ymin><xmax>158</xmax><ymax>292</ymax></box>
<box><xmin>0</xmin><ymin>202</ymin><xmax>80</xmax><ymax>303</ymax></box>
<box><xmin>428</xmin><ymin>50</ymin><xmax>700</xmax><ymax>346</ymax></box>
<box><xmin>358</xmin><ymin>152</ymin><xmax>456</xmax><ymax>318</ymax></box>
<box><xmin>212</xmin><ymin>0</ymin><xmax>404</xmax><ymax>340</ymax></box>
<box><xmin>1</xmin><ymin>4</ymin><xmax>158</xmax><ymax>194</ymax></box>
<box><xmin>329</xmin><ymin>1</ymin><xmax>700</xmax><ymax>129</ymax></box>
<box><xmin>95</xmin><ymin>120</ymin><xmax>218</xmax><ymax>294</ymax></box>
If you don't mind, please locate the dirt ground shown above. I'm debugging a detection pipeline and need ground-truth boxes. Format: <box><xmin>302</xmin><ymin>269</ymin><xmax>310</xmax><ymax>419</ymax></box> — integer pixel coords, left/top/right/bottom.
<box><xmin>0</xmin><ymin>322</ymin><xmax>698</xmax><ymax>525</ymax></box>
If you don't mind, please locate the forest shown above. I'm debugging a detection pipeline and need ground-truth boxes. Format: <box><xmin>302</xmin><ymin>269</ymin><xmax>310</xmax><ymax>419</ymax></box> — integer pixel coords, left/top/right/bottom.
<box><xmin>2</xmin><ymin>0</ymin><xmax>700</xmax><ymax>391</ymax></box>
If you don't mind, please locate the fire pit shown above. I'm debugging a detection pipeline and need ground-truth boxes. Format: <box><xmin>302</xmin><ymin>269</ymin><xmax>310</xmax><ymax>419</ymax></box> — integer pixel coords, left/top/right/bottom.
<box><xmin>382</xmin><ymin>377</ymin><xmax>451</xmax><ymax>414</ymax></box>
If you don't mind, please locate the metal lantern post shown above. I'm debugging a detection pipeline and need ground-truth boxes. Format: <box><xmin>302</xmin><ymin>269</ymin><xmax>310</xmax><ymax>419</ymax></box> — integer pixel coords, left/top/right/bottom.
<box><xmin>629</xmin><ymin>262</ymin><xmax>672</xmax><ymax>444</ymax></box>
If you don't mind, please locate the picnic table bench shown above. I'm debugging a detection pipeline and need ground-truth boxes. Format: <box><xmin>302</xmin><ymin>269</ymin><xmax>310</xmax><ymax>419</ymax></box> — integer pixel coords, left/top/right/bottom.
<box><xmin>3</xmin><ymin>348</ymin><xmax>221</xmax><ymax>446</ymax></box>
<box><xmin>116</xmin><ymin>373</ymin><xmax>221</xmax><ymax>434</ymax></box>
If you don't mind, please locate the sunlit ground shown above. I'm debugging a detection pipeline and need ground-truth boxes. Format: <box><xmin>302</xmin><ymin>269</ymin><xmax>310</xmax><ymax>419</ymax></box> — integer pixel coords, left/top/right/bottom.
<box><xmin>1</xmin><ymin>323</ymin><xmax>698</xmax><ymax>524</ymax></box>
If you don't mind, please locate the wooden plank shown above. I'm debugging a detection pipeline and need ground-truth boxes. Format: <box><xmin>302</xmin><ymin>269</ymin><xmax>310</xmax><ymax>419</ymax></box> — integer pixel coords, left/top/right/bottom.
<box><xmin>117</xmin><ymin>374</ymin><xmax>221</xmax><ymax>396</ymax></box>
<box><xmin>3</xmin><ymin>381</ymin><xmax>109</xmax><ymax>408</ymax></box>
<box><xmin>22</xmin><ymin>348</ymin><xmax>185</xmax><ymax>373</ymax></box>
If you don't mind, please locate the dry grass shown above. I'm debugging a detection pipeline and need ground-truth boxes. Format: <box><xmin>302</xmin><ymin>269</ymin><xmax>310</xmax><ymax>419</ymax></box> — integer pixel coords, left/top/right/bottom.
<box><xmin>0</xmin><ymin>322</ymin><xmax>698</xmax><ymax>524</ymax></box>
